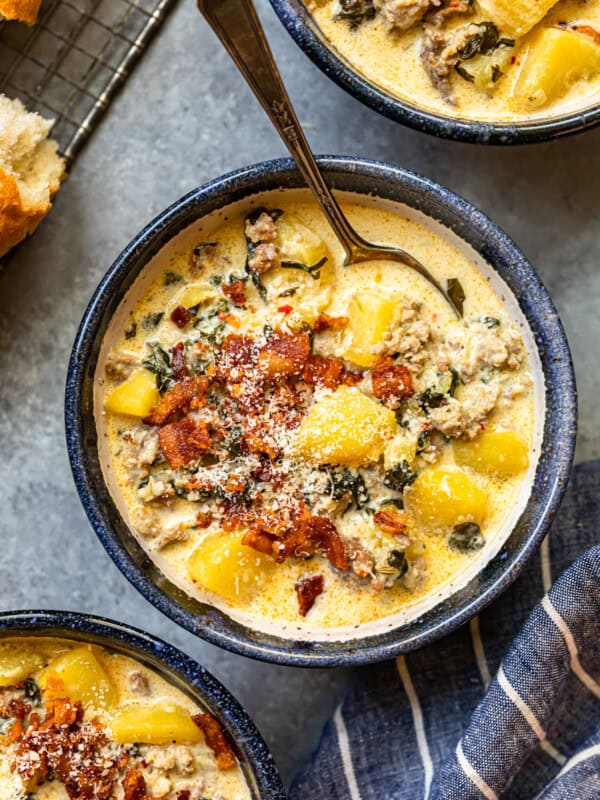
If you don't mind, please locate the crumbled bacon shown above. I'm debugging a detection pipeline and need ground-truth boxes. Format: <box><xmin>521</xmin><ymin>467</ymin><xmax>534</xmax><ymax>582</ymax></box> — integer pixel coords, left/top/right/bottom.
<box><xmin>170</xmin><ymin>305</ymin><xmax>191</xmax><ymax>328</ymax></box>
<box><xmin>295</xmin><ymin>574</ymin><xmax>324</xmax><ymax>616</ymax></box>
<box><xmin>177</xmin><ymin>792</ymin><xmax>191</xmax><ymax>800</ymax></box>
<box><xmin>122</xmin><ymin>767</ymin><xmax>162</xmax><ymax>800</ymax></box>
<box><xmin>222</xmin><ymin>279</ymin><xmax>247</xmax><ymax>305</ymax></box>
<box><xmin>14</xmin><ymin>697</ymin><xmax>120</xmax><ymax>799</ymax></box>
<box><xmin>373</xmin><ymin>509</ymin><xmax>409</xmax><ymax>535</ymax></box>
<box><xmin>241</xmin><ymin>530</ymin><xmax>276</xmax><ymax>555</ymax></box>
<box><xmin>196</xmin><ymin>511</ymin><xmax>214</xmax><ymax>528</ymax></box>
<box><xmin>192</xmin><ymin>713</ymin><xmax>236</xmax><ymax>771</ymax></box>
<box><xmin>258</xmin><ymin>331</ymin><xmax>310</xmax><ymax>380</ymax></box>
<box><xmin>312</xmin><ymin>313</ymin><xmax>349</xmax><ymax>332</ymax></box>
<box><xmin>158</xmin><ymin>418</ymin><xmax>212</xmax><ymax>469</ymax></box>
<box><xmin>7</xmin><ymin>698</ymin><xmax>30</xmax><ymax>720</ymax></box>
<box><xmin>243</xmin><ymin>504</ymin><xmax>349</xmax><ymax>571</ymax></box>
<box><xmin>371</xmin><ymin>357</ymin><xmax>414</xmax><ymax>404</ymax></box>
<box><xmin>302</xmin><ymin>355</ymin><xmax>361</xmax><ymax>390</ymax></box>
<box><xmin>170</xmin><ymin>341</ymin><xmax>189</xmax><ymax>381</ymax></box>
<box><xmin>143</xmin><ymin>375</ymin><xmax>210</xmax><ymax>426</ymax></box>
<box><xmin>302</xmin><ymin>355</ymin><xmax>344</xmax><ymax>390</ymax></box>
<box><xmin>216</xmin><ymin>334</ymin><xmax>258</xmax><ymax>378</ymax></box>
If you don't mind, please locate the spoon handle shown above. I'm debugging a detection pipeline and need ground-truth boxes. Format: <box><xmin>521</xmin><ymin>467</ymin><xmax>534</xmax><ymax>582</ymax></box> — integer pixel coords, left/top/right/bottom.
<box><xmin>197</xmin><ymin>0</ymin><xmax>363</xmax><ymax>262</ymax></box>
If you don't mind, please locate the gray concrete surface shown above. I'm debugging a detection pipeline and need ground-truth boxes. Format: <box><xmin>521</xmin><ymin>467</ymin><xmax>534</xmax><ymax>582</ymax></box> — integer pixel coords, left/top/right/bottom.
<box><xmin>0</xmin><ymin>0</ymin><xmax>599</xmax><ymax>787</ymax></box>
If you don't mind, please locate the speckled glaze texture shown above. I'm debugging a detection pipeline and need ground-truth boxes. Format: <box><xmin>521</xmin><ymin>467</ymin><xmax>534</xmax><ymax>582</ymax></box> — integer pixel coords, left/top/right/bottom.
<box><xmin>65</xmin><ymin>156</ymin><xmax>577</xmax><ymax>667</ymax></box>
<box><xmin>269</xmin><ymin>0</ymin><xmax>600</xmax><ymax>144</ymax></box>
<box><xmin>0</xmin><ymin>611</ymin><xmax>286</xmax><ymax>799</ymax></box>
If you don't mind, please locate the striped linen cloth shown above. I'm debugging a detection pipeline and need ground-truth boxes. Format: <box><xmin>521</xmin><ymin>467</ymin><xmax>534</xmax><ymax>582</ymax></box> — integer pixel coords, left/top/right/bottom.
<box><xmin>291</xmin><ymin>460</ymin><xmax>600</xmax><ymax>800</ymax></box>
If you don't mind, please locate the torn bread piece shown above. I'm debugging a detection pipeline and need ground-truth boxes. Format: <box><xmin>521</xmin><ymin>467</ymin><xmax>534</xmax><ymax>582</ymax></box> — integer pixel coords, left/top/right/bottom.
<box><xmin>0</xmin><ymin>94</ymin><xmax>66</xmax><ymax>257</ymax></box>
<box><xmin>0</xmin><ymin>0</ymin><xmax>42</xmax><ymax>25</ymax></box>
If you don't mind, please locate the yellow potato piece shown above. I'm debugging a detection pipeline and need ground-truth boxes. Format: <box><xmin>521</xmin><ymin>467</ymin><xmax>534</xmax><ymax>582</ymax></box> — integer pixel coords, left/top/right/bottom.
<box><xmin>294</xmin><ymin>386</ymin><xmax>397</xmax><ymax>467</ymax></box>
<box><xmin>342</xmin><ymin>290</ymin><xmax>398</xmax><ymax>368</ymax></box>
<box><xmin>276</xmin><ymin>212</ymin><xmax>329</xmax><ymax>267</ymax></box>
<box><xmin>477</xmin><ymin>0</ymin><xmax>559</xmax><ymax>38</ymax></box>
<box><xmin>407</xmin><ymin>467</ymin><xmax>488</xmax><ymax>528</ymax></box>
<box><xmin>384</xmin><ymin>433</ymin><xmax>417</xmax><ymax>470</ymax></box>
<box><xmin>104</xmin><ymin>368</ymin><xmax>160</xmax><ymax>418</ymax></box>
<box><xmin>454</xmin><ymin>430</ymin><xmax>529</xmax><ymax>476</ymax></box>
<box><xmin>0</xmin><ymin>645</ymin><xmax>44</xmax><ymax>687</ymax></box>
<box><xmin>39</xmin><ymin>646</ymin><xmax>117</xmax><ymax>708</ymax></box>
<box><xmin>511</xmin><ymin>27</ymin><xmax>600</xmax><ymax>110</ymax></box>
<box><xmin>176</xmin><ymin>282</ymin><xmax>220</xmax><ymax>309</ymax></box>
<box><xmin>188</xmin><ymin>534</ymin><xmax>277</xmax><ymax>603</ymax></box>
<box><xmin>109</xmin><ymin>705</ymin><xmax>201</xmax><ymax>745</ymax></box>
<box><xmin>263</xmin><ymin>213</ymin><xmax>332</xmax><ymax>322</ymax></box>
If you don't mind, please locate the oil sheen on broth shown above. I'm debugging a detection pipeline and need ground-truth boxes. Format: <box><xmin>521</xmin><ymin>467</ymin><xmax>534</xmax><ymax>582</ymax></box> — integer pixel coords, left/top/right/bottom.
<box><xmin>310</xmin><ymin>0</ymin><xmax>600</xmax><ymax>122</ymax></box>
<box><xmin>0</xmin><ymin>637</ymin><xmax>249</xmax><ymax>800</ymax></box>
<box><xmin>97</xmin><ymin>195</ymin><xmax>535</xmax><ymax>636</ymax></box>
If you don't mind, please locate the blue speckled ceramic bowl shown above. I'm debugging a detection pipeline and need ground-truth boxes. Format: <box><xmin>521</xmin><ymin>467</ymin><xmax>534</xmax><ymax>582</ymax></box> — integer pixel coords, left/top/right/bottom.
<box><xmin>0</xmin><ymin>610</ymin><xmax>285</xmax><ymax>799</ymax></box>
<box><xmin>66</xmin><ymin>156</ymin><xmax>577</xmax><ymax>666</ymax></box>
<box><xmin>269</xmin><ymin>0</ymin><xmax>600</xmax><ymax>144</ymax></box>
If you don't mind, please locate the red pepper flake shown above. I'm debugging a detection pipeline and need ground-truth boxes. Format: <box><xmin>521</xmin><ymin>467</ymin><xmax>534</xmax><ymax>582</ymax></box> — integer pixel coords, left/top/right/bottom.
<box><xmin>479</xmin><ymin>422</ymin><xmax>486</xmax><ymax>430</ymax></box>
<box><xmin>170</xmin><ymin>305</ymin><xmax>191</xmax><ymax>328</ymax></box>
<box><xmin>277</xmin><ymin>304</ymin><xmax>293</xmax><ymax>315</ymax></box>
<box><xmin>295</xmin><ymin>574</ymin><xmax>324</xmax><ymax>616</ymax></box>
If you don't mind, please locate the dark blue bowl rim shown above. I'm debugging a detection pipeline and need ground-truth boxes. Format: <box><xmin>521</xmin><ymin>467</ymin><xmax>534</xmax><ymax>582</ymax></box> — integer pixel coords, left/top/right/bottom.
<box><xmin>66</xmin><ymin>155</ymin><xmax>577</xmax><ymax>667</ymax></box>
<box><xmin>0</xmin><ymin>610</ymin><xmax>286</xmax><ymax>799</ymax></box>
<box><xmin>268</xmin><ymin>0</ymin><xmax>600</xmax><ymax>144</ymax></box>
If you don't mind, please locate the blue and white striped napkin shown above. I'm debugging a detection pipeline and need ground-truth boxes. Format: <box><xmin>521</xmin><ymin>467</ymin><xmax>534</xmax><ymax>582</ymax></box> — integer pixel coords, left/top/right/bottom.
<box><xmin>291</xmin><ymin>461</ymin><xmax>600</xmax><ymax>800</ymax></box>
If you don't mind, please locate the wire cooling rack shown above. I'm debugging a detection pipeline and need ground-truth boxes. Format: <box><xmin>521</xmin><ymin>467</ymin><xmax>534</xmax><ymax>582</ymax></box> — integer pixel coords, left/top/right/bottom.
<box><xmin>0</xmin><ymin>0</ymin><xmax>179</xmax><ymax>163</ymax></box>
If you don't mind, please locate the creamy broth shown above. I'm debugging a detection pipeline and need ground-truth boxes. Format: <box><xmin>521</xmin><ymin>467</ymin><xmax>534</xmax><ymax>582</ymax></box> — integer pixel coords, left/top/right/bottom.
<box><xmin>96</xmin><ymin>191</ymin><xmax>541</xmax><ymax>640</ymax></box>
<box><xmin>0</xmin><ymin>637</ymin><xmax>249</xmax><ymax>800</ymax></box>
<box><xmin>310</xmin><ymin>0</ymin><xmax>600</xmax><ymax>122</ymax></box>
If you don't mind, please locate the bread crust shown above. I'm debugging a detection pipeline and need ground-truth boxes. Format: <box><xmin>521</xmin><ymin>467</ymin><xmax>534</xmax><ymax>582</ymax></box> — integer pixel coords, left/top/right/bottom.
<box><xmin>0</xmin><ymin>0</ymin><xmax>42</xmax><ymax>25</ymax></box>
<box><xmin>0</xmin><ymin>168</ymin><xmax>48</xmax><ymax>257</ymax></box>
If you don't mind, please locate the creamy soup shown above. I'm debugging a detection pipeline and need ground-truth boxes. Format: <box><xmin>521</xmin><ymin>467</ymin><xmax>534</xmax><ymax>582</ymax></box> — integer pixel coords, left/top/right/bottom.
<box><xmin>310</xmin><ymin>0</ymin><xmax>600</xmax><ymax>122</ymax></box>
<box><xmin>0</xmin><ymin>637</ymin><xmax>249</xmax><ymax>800</ymax></box>
<box><xmin>96</xmin><ymin>191</ymin><xmax>540</xmax><ymax>640</ymax></box>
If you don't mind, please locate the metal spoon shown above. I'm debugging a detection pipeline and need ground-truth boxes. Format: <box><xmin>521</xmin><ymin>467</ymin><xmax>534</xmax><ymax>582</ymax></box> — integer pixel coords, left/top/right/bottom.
<box><xmin>197</xmin><ymin>0</ymin><xmax>461</xmax><ymax>316</ymax></box>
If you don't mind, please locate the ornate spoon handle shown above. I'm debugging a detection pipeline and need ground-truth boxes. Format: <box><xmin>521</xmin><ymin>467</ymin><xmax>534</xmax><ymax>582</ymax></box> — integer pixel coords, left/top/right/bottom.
<box><xmin>197</xmin><ymin>0</ymin><xmax>365</xmax><ymax>263</ymax></box>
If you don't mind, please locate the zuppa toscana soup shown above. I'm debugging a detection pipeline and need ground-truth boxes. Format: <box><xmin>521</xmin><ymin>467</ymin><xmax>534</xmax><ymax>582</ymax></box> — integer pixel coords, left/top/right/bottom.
<box><xmin>96</xmin><ymin>193</ymin><xmax>539</xmax><ymax>637</ymax></box>
<box><xmin>0</xmin><ymin>638</ymin><xmax>249</xmax><ymax>800</ymax></box>
<box><xmin>309</xmin><ymin>0</ymin><xmax>600</xmax><ymax>121</ymax></box>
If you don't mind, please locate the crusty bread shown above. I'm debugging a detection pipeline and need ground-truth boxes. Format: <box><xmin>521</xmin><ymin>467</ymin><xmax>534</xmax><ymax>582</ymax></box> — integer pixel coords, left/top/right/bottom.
<box><xmin>0</xmin><ymin>94</ymin><xmax>66</xmax><ymax>257</ymax></box>
<box><xmin>0</xmin><ymin>0</ymin><xmax>42</xmax><ymax>25</ymax></box>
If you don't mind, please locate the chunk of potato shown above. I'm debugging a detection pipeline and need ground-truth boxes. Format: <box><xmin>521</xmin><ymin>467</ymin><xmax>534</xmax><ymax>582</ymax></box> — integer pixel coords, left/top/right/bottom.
<box><xmin>384</xmin><ymin>433</ymin><xmax>417</xmax><ymax>470</ymax></box>
<box><xmin>342</xmin><ymin>290</ymin><xmax>398</xmax><ymax>368</ymax></box>
<box><xmin>263</xmin><ymin>214</ymin><xmax>332</xmax><ymax>322</ymax></box>
<box><xmin>477</xmin><ymin>0</ymin><xmax>559</xmax><ymax>37</ymax></box>
<box><xmin>294</xmin><ymin>386</ymin><xmax>397</xmax><ymax>466</ymax></box>
<box><xmin>104</xmin><ymin>368</ymin><xmax>160</xmax><ymax>417</ymax></box>
<box><xmin>109</xmin><ymin>705</ymin><xmax>201</xmax><ymax>745</ymax></box>
<box><xmin>0</xmin><ymin>645</ymin><xmax>44</xmax><ymax>687</ymax></box>
<box><xmin>407</xmin><ymin>467</ymin><xmax>488</xmax><ymax>528</ymax></box>
<box><xmin>188</xmin><ymin>534</ymin><xmax>276</xmax><ymax>603</ymax></box>
<box><xmin>176</xmin><ymin>282</ymin><xmax>220</xmax><ymax>310</ymax></box>
<box><xmin>510</xmin><ymin>27</ymin><xmax>600</xmax><ymax>110</ymax></box>
<box><xmin>453</xmin><ymin>430</ymin><xmax>529</xmax><ymax>476</ymax></box>
<box><xmin>457</xmin><ymin>46</ymin><xmax>515</xmax><ymax>94</ymax></box>
<box><xmin>275</xmin><ymin>212</ymin><xmax>329</xmax><ymax>267</ymax></box>
<box><xmin>39</xmin><ymin>646</ymin><xmax>117</xmax><ymax>708</ymax></box>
